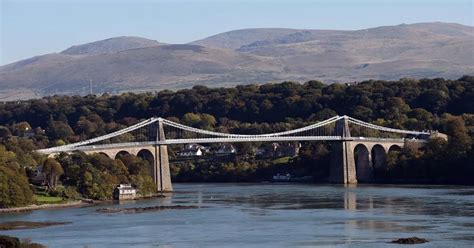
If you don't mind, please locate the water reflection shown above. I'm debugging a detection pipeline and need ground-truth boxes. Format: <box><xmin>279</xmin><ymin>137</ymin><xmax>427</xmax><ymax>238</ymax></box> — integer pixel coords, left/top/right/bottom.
<box><xmin>344</xmin><ymin>192</ymin><xmax>357</xmax><ymax>211</ymax></box>
<box><xmin>345</xmin><ymin>220</ymin><xmax>432</xmax><ymax>232</ymax></box>
<box><xmin>206</xmin><ymin>185</ymin><xmax>381</xmax><ymax>212</ymax></box>
<box><xmin>190</xmin><ymin>184</ymin><xmax>474</xmax><ymax>220</ymax></box>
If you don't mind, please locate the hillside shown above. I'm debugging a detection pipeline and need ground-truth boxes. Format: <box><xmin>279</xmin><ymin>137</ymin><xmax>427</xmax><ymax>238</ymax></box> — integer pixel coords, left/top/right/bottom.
<box><xmin>0</xmin><ymin>44</ymin><xmax>279</xmax><ymax>96</ymax></box>
<box><xmin>0</xmin><ymin>22</ymin><xmax>472</xmax><ymax>100</ymax></box>
<box><xmin>60</xmin><ymin>36</ymin><xmax>163</xmax><ymax>55</ymax></box>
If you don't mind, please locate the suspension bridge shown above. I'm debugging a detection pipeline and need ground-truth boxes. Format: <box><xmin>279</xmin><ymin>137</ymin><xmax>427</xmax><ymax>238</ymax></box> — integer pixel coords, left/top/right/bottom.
<box><xmin>37</xmin><ymin>115</ymin><xmax>440</xmax><ymax>191</ymax></box>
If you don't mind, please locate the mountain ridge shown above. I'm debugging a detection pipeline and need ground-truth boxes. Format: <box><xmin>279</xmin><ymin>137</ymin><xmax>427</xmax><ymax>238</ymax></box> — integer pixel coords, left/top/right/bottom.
<box><xmin>60</xmin><ymin>36</ymin><xmax>163</xmax><ymax>55</ymax></box>
<box><xmin>0</xmin><ymin>22</ymin><xmax>472</xmax><ymax>101</ymax></box>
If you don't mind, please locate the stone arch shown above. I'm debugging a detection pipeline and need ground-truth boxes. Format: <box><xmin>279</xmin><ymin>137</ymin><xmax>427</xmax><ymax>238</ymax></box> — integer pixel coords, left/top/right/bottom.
<box><xmin>115</xmin><ymin>150</ymin><xmax>130</xmax><ymax>160</ymax></box>
<box><xmin>137</xmin><ymin>149</ymin><xmax>155</xmax><ymax>177</ymax></box>
<box><xmin>371</xmin><ymin>144</ymin><xmax>387</xmax><ymax>170</ymax></box>
<box><xmin>386</xmin><ymin>144</ymin><xmax>402</xmax><ymax>167</ymax></box>
<box><xmin>97</xmin><ymin>152</ymin><xmax>110</xmax><ymax>158</ymax></box>
<box><xmin>354</xmin><ymin>144</ymin><xmax>372</xmax><ymax>182</ymax></box>
<box><xmin>388</xmin><ymin>145</ymin><xmax>402</xmax><ymax>153</ymax></box>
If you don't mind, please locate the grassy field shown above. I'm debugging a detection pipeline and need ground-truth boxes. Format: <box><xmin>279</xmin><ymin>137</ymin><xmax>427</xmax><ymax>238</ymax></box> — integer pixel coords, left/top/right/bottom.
<box><xmin>32</xmin><ymin>186</ymin><xmax>66</xmax><ymax>204</ymax></box>
<box><xmin>34</xmin><ymin>195</ymin><xmax>64</xmax><ymax>204</ymax></box>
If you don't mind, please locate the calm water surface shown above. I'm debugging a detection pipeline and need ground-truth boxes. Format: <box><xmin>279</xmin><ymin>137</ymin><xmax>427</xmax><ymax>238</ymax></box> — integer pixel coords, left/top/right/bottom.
<box><xmin>0</xmin><ymin>183</ymin><xmax>473</xmax><ymax>247</ymax></box>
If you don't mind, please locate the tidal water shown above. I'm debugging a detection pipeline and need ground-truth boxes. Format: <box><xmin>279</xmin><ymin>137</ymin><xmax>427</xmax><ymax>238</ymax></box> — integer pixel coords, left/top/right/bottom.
<box><xmin>1</xmin><ymin>183</ymin><xmax>473</xmax><ymax>247</ymax></box>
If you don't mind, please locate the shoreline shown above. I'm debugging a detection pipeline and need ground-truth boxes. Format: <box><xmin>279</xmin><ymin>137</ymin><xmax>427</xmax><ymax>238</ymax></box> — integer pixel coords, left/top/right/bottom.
<box><xmin>0</xmin><ymin>200</ymin><xmax>94</xmax><ymax>214</ymax></box>
<box><xmin>0</xmin><ymin>193</ymin><xmax>170</xmax><ymax>214</ymax></box>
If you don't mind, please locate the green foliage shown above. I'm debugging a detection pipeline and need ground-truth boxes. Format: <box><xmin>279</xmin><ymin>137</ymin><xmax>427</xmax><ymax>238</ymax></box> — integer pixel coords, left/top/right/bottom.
<box><xmin>381</xmin><ymin>130</ymin><xmax>473</xmax><ymax>184</ymax></box>
<box><xmin>0</xmin><ymin>146</ymin><xmax>18</xmax><ymax>168</ymax></box>
<box><xmin>47</xmin><ymin>120</ymin><xmax>74</xmax><ymax>141</ymax></box>
<box><xmin>0</xmin><ymin>77</ymin><xmax>472</xmax><ymax>143</ymax></box>
<box><xmin>42</xmin><ymin>158</ymin><xmax>64</xmax><ymax>190</ymax></box>
<box><xmin>0</xmin><ymin>166</ymin><xmax>34</xmax><ymax>208</ymax></box>
<box><xmin>445</xmin><ymin>116</ymin><xmax>471</xmax><ymax>156</ymax></box>
<box><xmin>182</xmin><ymin>113</ymin><xmax>217</xmax><ymax>130</ymax></box>
<box><xmin>63</xmin><ymin>186</ymin><xmax>81</xmax><ymax>200</ymax></box>
<box><xmin>129</xmin><ymin>174</ymin><xmax>155</xmax><ymax>196</ymax></box>
<box><xmin>56</xmin><ymin>152</ymin><xmax>155</xmax><ymax>200</ymax></box>
<box><xmin>0</xmin><ymin>143</ymin><xmax>39</xmax><ymax>208</ymax></box>
<box><xmin>76</xmin><ymin>169</ymin><xmax>118</xmax><ymax>200</ymax></box>
<box><xmin>0</xmin><ymin>126</ymin><xmax>12</xmax><ymax>140</ymax></box>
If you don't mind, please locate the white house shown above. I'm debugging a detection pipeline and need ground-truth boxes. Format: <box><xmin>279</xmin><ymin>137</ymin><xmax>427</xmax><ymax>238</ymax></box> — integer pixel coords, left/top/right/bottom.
<box><xmin>178</xmin><ymin>144</ymin><xmax>207</xmax><ymax>157</ymax></box>
<box><xmin>113</xmin><ymin>184</ymin><xmax>137</xmax><ymax>200</ymax></box>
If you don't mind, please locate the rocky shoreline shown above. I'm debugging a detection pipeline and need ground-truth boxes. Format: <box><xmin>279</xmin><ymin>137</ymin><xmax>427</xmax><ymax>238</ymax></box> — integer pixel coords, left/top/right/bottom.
<box><xmin>96</xmin><ymin>205</ymin><xmax>201</xmax><ymax>214</ymax></box>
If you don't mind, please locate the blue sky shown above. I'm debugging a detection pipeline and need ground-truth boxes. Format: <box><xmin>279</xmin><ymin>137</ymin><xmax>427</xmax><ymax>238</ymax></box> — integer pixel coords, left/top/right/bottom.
<box><xmin>1</xmin><ymin>0</ymin><xmax>473</xmax><ymax>65</ymax></box>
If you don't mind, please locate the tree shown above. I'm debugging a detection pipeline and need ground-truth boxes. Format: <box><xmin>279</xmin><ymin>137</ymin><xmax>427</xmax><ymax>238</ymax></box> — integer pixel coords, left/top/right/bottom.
<box><xmin>0</xmin><ymin>145</ymin><xmax>17</xmax><ymax>169</ymax></box>
<box><xmin>0</xmin><ymin>126</ymin><xmax>12</xmax><ymax>140</ymax></box>
<box><xmin>200</xmin><ymin>114</ymin><xmax>217</xmax><ymax>130</ymax></box>
<box><xmin>445</xmin><ymin>116</ymin><xmax>471</xmax><ymax>156</ymax></box>
<box><xmin>182</xmin><ymin>113</ymin><xmax>201</xmax><ymax>127</ymax></box>
<box><xmin>0</xmin><ymin>166</ymin><xmax>34</xmax><ymax>208</ymax></box>
<box><xmin>417</xmin><ymin>89</ymin><xmax>448</xmax><ymax>113</ymax></box>
<box><xmin>13</xmin><ymin>122</ymin><xmax>32</xmax><ymax>136</ymax></box>
<box><xmin>79</xmin><ymin>169</ymin><xmax>118</xmax><ymax>200</ymax></box>
<box><xmin>384</xmin><ymin>97</ymin><xmax>410</xmax><ymax>120</ymax></box>
<box><xmin>182</xmin><ymin>113</ymin><xmax>216</xmax><ymax>130</ymax></box>
<box><xmin>130</xmin><ymin>174</ymin><xmax>156</xmax><ymax>196</ymax></box>
<box><xmin>260</xmin><ymin>99</ymin><xmax>273</xmax><ymax>112</ymax></box>
<box><xmin>47</xmin><ymin>121</ymin><xmax>74</xmax><ymax>141</ymax></box>
<box><xmin>42</xmin><ymin>158</ymin><xmax>64</xmax><ymax>190</ymax></box>
<box><xmin>424</xmin><ymin>138</ymin><xmax>448</xmax><ymax>158</ymax></box>
<box><xmin>352</xmin><ymin>106</ymin><xmax>373</xmax><ymax>121</ymax></box>
<box><xmin>110</xmin><ymin>159</ymin><xmax>129</xmax><ymax>183</ymax></box>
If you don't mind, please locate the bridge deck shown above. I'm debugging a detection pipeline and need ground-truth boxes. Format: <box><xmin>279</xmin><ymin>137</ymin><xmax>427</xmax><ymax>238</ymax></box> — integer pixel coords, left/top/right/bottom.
<box><xmin>40</xmin><ymin>136</ymin><xmax>410</xmax><ymax>154</ymax></box>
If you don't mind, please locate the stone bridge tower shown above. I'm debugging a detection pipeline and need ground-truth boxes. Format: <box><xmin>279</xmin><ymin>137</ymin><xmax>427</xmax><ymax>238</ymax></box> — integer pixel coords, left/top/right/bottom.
<box><xmin>154</xmin><ymin>119</ymin><xmax>173</xmax><ymax>192</ymax></box>
<box><xmin>329</xmin><ymin>116</ymin><xmax>357</xmax><ymax>184</ymax></box>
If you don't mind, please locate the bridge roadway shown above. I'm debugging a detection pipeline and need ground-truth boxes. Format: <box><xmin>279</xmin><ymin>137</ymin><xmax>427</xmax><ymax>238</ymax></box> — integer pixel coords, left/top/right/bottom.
<box><xmin>66</xmin><ymin>137</ymin><xmax>408</xmax><ymax>152</ymax></box>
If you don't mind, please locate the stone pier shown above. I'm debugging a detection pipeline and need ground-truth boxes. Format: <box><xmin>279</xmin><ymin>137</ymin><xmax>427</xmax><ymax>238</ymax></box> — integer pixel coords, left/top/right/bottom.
<box><xmin>154</xmin><ymin>120</ymin><xmax>172</xmax><ymax>192</ymax></box>
<box><xmin>329</xmin><ymin>140</ymin><xmax>357</xmax><ymax>184</ymax></box>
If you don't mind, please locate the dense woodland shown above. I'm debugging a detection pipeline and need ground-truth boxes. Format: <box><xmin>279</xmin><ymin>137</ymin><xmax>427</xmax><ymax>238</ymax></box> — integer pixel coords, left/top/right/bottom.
<box><xmin>0</xmin><ymin>76</ymin><xmax>473</xmax><ymax>207</ymax></box>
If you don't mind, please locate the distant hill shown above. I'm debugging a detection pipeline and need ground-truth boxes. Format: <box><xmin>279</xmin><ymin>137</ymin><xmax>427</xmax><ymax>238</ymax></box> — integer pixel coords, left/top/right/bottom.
<box><xmin>60</xmin><ymin>36</ymin><xmax>163</xmax><ymax>55</ymax></box>
<box><xmin>0</xmin><ymin>22</ymin><xmax>472</xmax><ymax>100</ymax></box>
<box><xmin>0</xmin><ymin>44</ymin><xmax>278</xmax><ymax>96</ymax></box>
<box><xmin>191</xmin><ymin>28</ymin><xmax>305</xmax><ymax>49</ymax></box>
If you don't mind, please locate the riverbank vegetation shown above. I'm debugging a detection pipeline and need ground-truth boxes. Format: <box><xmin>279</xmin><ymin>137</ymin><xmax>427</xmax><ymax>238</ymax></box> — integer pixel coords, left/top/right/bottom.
<box><xmin>0</xmin><ymin>77</ymin><xmax>472</xmax><ymax>207</ymax></box>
